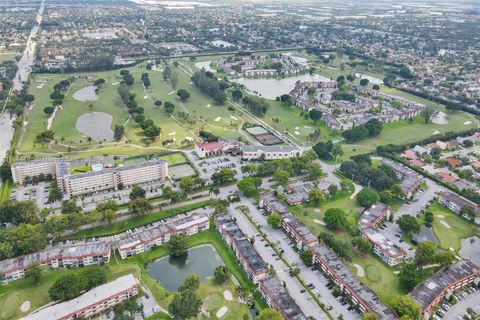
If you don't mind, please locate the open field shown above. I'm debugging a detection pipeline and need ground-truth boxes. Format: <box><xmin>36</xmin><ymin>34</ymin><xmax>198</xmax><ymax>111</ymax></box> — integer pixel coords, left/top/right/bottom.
<box><xmin>428</xmin><ymin>202</ymin><xmax>479</xmax><ymax>251</ymax></box>
<box><xmin>19</xmin><ymin>61</ymin><xmax>253</xmax><ymax>160</ymax></box>
<box><xmin>0</xmin><ymin>52</ymin><xmax>17</xmax><ymax>63</ymax></box>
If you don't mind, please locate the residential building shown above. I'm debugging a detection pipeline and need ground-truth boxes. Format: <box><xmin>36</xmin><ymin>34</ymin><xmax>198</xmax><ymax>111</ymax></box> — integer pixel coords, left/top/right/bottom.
<box><xmin>358</xmin><ymin>203</ymin><xmax>390</xmax><ymax>228</ymax></box>
<box><xmin>258</xmin><ymin>276</ymin><xmax>307</xmax><ymax>320</ymax></box>
<box><xmin>360</xmin><ymin>227</ymin><xmax>405</xmax><ymax>266</ymax></box>
<box><xmin>215</xmin><ymin>214</ymin><xmax>269</xmax><ymax>282</ymax></box>
<box><xmin>312</xmin><ymin>244</ymin><xmax>397</xmax><ymax>319</ymax></box>
<box><xmin>61</xmin><ymin>160</ymin><xmax>168</xmax><ymax>197</ymax></box>
<box><xmin>0</xmin><ymin>241</ymin><xmax>111</xmax><ymax>284</ymax></box>
<box><xmin>410</xmin><ymin>260</ymin><xmax>480</xmax><ymax>319</ymax></box>
<box><xmin>116</xmin><ymin>212</ymin><xmax>210</xmax><ymax>259</ymax></box>
<box><xmin>20</xmin><ymin>274</ymin><xmax>139</xmax><ymax>320</ymax></box>
<box><xmin>380</xmin><ymin>159</ymin><xmax>422</xmax><ymax>199</ymax></box>
<box><xmin>11</xmin><ymin>158</ymin><xmax>69</xmax><ymax>185</ymax></box>
<box><xmin>285</xmin><ymin>182</ymin><xmax>314</xmax><ymax>206</ymax></box>
<box><xmin>438</xmin><ymin>191</ymin><xmax>480</xmax><ymax>225</ymax></box>
<box><xmin>241</xmin><ymin>145</ymin><xmax>304</xmax><ymax>161</ymax></box>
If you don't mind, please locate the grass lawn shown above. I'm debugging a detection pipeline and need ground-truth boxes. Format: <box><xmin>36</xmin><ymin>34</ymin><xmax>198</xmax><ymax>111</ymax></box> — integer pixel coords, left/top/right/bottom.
<box><xmin>428</xmin><ymin>202</ymin><xmax>479</xmax><ymax>251</ymax></box>
<box><xmin>154</xmin><ymin>152</ymin><xmax>188</xmax><ymax>166</ymax></box>
<box><xmin>0</xmin><ymin>264</ymin><xmax>140</xmax><ymax>320</ymax></box>
<box><xmin>65</xmin><ymin>199</ymin><xmax>212</xmax><ymax>239</ymax></box>
<box><xmin>69</xmin><ymin>164</ymin><xmax>91</xmax><ymax>174</ymax></box>
<box><xmin>0</xmin><ymin>52</ymin><xmax>17</xmax><ymax>63</ymax></box>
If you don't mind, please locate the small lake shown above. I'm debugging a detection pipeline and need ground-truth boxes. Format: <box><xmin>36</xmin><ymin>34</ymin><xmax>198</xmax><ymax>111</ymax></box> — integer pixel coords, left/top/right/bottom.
<box><xmin>75</xmin><ymin>112</ymin><xmax>114</xmax><ymax>141</ymax></box>
<box><xmin>73</xmin><ymin>86</ymin><xmax>99</xmax><ymax>102</ymax></box>
<box><xmin>146</xmin><ymin>244</ymin><xmax>223</xmax><ymax>291</ymax></box>
<box><xmin>460</xmin><ymin>237</ymin><xmax>480</xmax><ymax>265</ymax></box>
<box><xmin>233</xmin><ymin>73</ymin><xmax>330</xmax><ymax>100</ymax></box>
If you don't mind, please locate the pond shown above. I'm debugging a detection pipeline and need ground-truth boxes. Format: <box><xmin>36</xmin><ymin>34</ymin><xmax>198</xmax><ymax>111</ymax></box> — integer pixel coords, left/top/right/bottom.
<box><xmin>233</xmin><ymin>73</ymin><xmax>330</xmax><ymax>100</ymax></box>
<box><xmin>146</xmin><ymin>244</ymin><xmax>224</xmax><ymax>291</ymax></box>
<box><xmin>75</xmin><ymin>112</ymin><xmax>114</xmax><ymax>141</ymax></box>
<box><xmin>73</xmin><ymin>86</ymin><xmax>99</xmax><ymax>102</ymax></box>
<box><xmin>460</xmin><ymin>237</ymin><xmax>480</xmax><ymax>265</ymax></box>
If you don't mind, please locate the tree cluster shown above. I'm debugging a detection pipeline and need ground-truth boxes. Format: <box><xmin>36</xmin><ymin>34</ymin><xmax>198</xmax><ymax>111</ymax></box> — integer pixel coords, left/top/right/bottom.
<box><xmin>241</xmin><ymin>96</ymin><xmax>270</xmax><ymax>116</ymax></box>
<box><xmin>342</xmin><ymin>119</ymin><xmax>383</xmax><ymax>142</ymax></box>
<box><xmin>319</xmin><ymin>232</ymin><xmax>353</xmax><ymax>261</ymax></box>
<box><xmin>191</xmin><ymin>70</ymin><xmax>228</xmax><ymax>105</ymax></box>
<box><xmin>168</xmin><ymin>274</ymin><xmax>203</xmax><ymax>320</ymax></box>
<box><xmin>49</xmin><ymin>267</ymin><xmax>107</xmax><ymax>301</ymax></box>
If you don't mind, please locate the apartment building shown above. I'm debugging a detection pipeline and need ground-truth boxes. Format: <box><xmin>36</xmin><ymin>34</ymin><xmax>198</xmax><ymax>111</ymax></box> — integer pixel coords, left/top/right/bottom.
<box><xmin>438</xmin><ymin>191</ymin><xmax>480</xmax><ymax>225</ymax></box>
<box><xmin>215</xmin><ymin>214</ymin><xmax>269</xmax><ymax>283</ymax></box>
<box><xmin>410</xmin><ymin>260</ymin><xmax>480</xmax><ymax>319</ymax></box>
<box><xmin>0</xmin><ymin>241</ymin><xmax>111</xmax><ymax>284</ymax></box>
<box><xmin>11</xmin><ymin>158</ymin><xmax>69</xmax><ymax>185</ymax></box>
<box><xmin>116</xmin><ymin>212</ymin><xmax>209</xmax><ymax>259</ymax></box>
<box><xmin>260</xmin><ymin>193</ymin><xmax>318</xmax><ymax>249</ymax></box>
<box><xmin>241</xmin><ymin>145</ymin><xmax>304</xmax><ymax>161</ymax></box>
<box><xmin>358</xmin><ymin>203</ymin><xmax>390</xmax><ymax>228</ymax></box>
<box><xmin>360</xmin><ymin>227</ymin><xmax>405</xmax><ymax>266</ymax></box>
<box><xmin>312</xmin><ymin>244</ymin><xmax>397</xmax><ymax>320</ymax></box>
<box><xmin>61</xmin><ymin>160</ymin><xmax>168</xmax><ymax>197</ymax></box>
<box><xmin>20</xmin><ymin>274</ymin><xmax>139</xmax><ymax>320</ymax></box>
<box><xmin>258</xmin><ymin>276</ymin><xmax>307</xmax><ymax>320</ymax></box>
<box><xmin>380</xmin><ymin>158</ymin><xmax>422</xmax><ymax>199</ymax></box>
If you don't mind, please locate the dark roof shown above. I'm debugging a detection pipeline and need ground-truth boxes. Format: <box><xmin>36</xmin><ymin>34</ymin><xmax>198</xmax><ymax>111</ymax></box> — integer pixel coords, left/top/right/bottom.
<box><xmin>259</xmin><ymin>276</ymin><xmax>307</xmax><ymax>320</ymax></box>
<box><xmin>410</xmin><ymin>260</ymin><xmax>480</xmax><ymax>311</ymax></box>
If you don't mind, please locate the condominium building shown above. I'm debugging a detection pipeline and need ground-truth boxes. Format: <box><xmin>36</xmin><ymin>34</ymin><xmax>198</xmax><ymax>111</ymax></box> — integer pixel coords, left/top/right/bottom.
<box><xmin>380</xmin><ymin>158</ymin><xmax>422</xmax><ymax>199</ymax></box>
<box><xmin>11</xmin><ymin>158</ymin><xmax>69</xmax><ymax>185</ymax></box>
<box><xmin>358</xmin><ymin>203</ymin><xmax>390</xmax><ymax>228</ymax></box>
<box><xmin>116</xmin><ymin>212</ymin><xmax>210</xmax><ymax>259</ymax></box>
<box><xmin>20</xmin><ymin>274</ymin><xmax>139</xmax><ymax>320</ymax></box>
<box><xmin>410</xmin><ymin>260</ymin><xmax>480</xmax><ymax>319</ymax></box>
<box><xmin>241</xmin><ymin>145</ymin><xmax>304</xmax><ymax>161</ymax></box>
<box><xmin>61</xmin><ymin>160</ymin><xmax>168</xmax><ymax>197</ymax></box>
<box><xmin>215</xmin><ymin>214</ymin><xmax>269</xmax><ymax>283</ymax></box>
<box><xmin>258</xmin><ymin>276</ymin><xmax>307</xmax><ymax>320</ymax></box>
<box><xmin>312</xmin><ymin>244</ymin><xmax>397</xmax><ymax>320</ymax></box>
<box><xmin>360</xmin><ymin>227</ymin><xmax>405</xmax><ymax>266</ymax></box>
<box><xmin>438</xmin><ymin>191</ymin><xmax>480</xmax><ymax>225</ymax></box>
<box><xmin>0</xmin><ymin>241</ymin><xmax>111</xmax><ymax>284</ymax></box>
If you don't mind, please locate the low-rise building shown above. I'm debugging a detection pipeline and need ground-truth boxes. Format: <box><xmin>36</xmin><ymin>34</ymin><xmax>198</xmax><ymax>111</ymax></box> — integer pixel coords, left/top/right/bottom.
<box><xmin>20</xmin><ymin>274</ymin><xmax>139</xmax><ymax>320</ymax></box>
<box><xmin>438</xmin><ymin>191</ymin><xmax>480</xmax><ymax>225</ymax></box>
<box><xmin>410</xmin><ymin>260</ymin><xmax>480</xmax><ymax>319</ymax></box>
<box><xmin>11</xmin><ymin>158</ymin><xmax>69</xmax><ymax>185</ymax></box>
<box><xmin>285</xmin><ymin>182</ymin><xmax>314</xmax><ymax>206</ymax></box>
<box><xmin>360</xmin><ymin>227</ymin><xmax>405</xmax><ymax>266</ymax></box>
<box><xmin>258</xmin><ymin>276</ymin><xmax>307</xmax><ymax>320</ymax></box>
<box><xmin>215</xmin><ymin>214</ymin><xmax>269</xmax><ymax>282</ymax></box>
<box><xmin>358</xmin><ymin>203</ymin><xmax>390</xmax><ymax>228</ymax></box>
<box><xmin>380</xmin><ymin>159</ymin><xmax>422</xmax><ymax>199</ymax></box>
<box><xmin>312</xmin><ymin>244</ymin><xmax>397</xmax><ymax>319</ymax></box>
<box><xmin>241</xmin><ymin>145</ymin><xmax>304</xmax><ymax>161</ymax></box>
<box><xmin>0</xmin><ymin>241</ymin><xmax>111</xmax><ymax>284</ymax></box>
<box><xmin>116</xmin><ymin>212</ymin><xmax>210</xmax><ymax>259</ymax></box>
<box><xmin>195</xmin><ymin>141</ymin><xmax>224</xmax><ymax>158</ymax></box>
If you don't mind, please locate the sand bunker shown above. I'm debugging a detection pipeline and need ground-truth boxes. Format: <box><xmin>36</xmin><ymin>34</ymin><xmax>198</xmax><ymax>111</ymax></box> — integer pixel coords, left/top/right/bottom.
<box><xmin>73</xmin><ymin>86</ymin><xmax>99</xmax><ymax>102</ymax></box>
<box><xmin>112</xmin><ymin>82</ymin><xmax>119</xmax><ymax>86</ymax></box>
<box><xmin>432</xmin><ymin>111</ymin><xmax>448</xmax><ymax>125</ymax></box>
<box><xmin>168</xmin><ymin>91</ymin><xmax>175</xmax><ymax>95</ymax></box>
<box><xmin>295</xmin><ymin>131</ymin><xmax>300</xmax><ymax>135</ymax></box>
<box><xmin>20</xmin><ymin>301</ymin><xmax>30</xmax><ymax>312</ymax></box>
<box><xmin>214</xmin><ymin>117</ymin><xmax>222</xmax><ymax>122</ymax></box>
<box><xmin>353</xmin><ymin>264</ymin><xmax>365</xmax><ymax>277</ymax></box>
<box><xmin>313</xmin><ymin>219</ymin><xmax>326</xmax><ymax>226</ymax></box>
<box><xmin>168</xmin><ymin>132</ymin><xmax>176</xmax><ymax>136</ymax></box>
<box><xmin>464</xmin><ymin>121</ymin><xmax>472</xmax><ymax>125</ymax></box>
<box><xmin>436</xmin><ymin>214</ymin><xmax>444</xmax><ymax>218</ymax></box>
<box><xmin>439</xmin><ymin>220</ymin><xmax>451</xmax><ymax>229</ymax></box>
<box><xmin>216</xmin><ymin>306</ymin><xmax>228</xmax><ymax>318</ymax></box>
<box><xmin>223</xmin><ymin>290</ymin><xmax>233</xmax><ymax>301</ymax></box>
<box><xmin>433</xmin><ymin>130</ymin><xmax>440</xmax><ymax>135</ymax></box>
<box><xmin>230</xmin><ymin>116</ymin><xmax>238</xmax><ymax>120</ymax></box>
<box><xmin>206</xmin><ymin>104</ymin><xmax>211</xmax><ymax>108</ymax></box>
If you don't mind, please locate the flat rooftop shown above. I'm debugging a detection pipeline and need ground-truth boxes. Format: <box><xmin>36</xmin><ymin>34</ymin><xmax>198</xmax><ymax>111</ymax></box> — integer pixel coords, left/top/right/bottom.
<box><xmin>0</xmin><ymin>241</ymin><xmax>110</xmax><ymax>274</ymax></box>
<box><xmin>410</xmin><ymin>259</ymin><xmax>480</xmax><ymax>311</ymax></box>
<box><xmin>20</xmin><ymin>274</ymin><xmax>138</xmax><ymax>320</ymax></box>
<box><xmin>359</xmin><ymin>202</ymin><xmax>389</xmax><ymax>227</ymax></box>
<box><xmin>260</xmin><ymin>276</ymin><xmax>307</xmax><ymax>320</ymax></box>
<box><xmin>361</xmin><ymin>227</ymin><xmax>404</xmax><ymax>258</ymax></box>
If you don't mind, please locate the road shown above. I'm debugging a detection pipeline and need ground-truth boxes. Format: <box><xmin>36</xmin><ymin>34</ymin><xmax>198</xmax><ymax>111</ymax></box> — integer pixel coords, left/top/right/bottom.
<box><xmin>231</xmin><ymin>197</ymin><xmax>357</xmax><ymax>320</ymax></box>
<box><xmin>0</xmin><ymin>1</ymin><xmax>44</xmax><ymax>164</ymax></box>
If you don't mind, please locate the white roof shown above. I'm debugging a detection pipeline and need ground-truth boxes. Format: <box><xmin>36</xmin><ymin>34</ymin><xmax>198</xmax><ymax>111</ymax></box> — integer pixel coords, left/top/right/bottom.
<box><xmin>20</xmin><ymin>274</ymin><xmax>138</xmax><ymax>320</ymax></box>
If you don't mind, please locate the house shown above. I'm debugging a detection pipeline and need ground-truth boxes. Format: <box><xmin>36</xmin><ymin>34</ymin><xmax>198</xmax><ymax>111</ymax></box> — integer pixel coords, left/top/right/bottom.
<box><xmin>411</xmin><ymin>159</ymin><xmax>426</xmax><ymax>167</ymax></box>
<box><xmin>258</xmin><ymin>276</ymin><xmax>307</xmax><ymax>320</ymax></box>
<box><xmin>435</xmin><ymin>171</ymin><xmax>458</xmax><ymax>184</ymax></box>
<box><xmin>445</xmin><ymin>140</ymin><xmax>459</xmax><ymax>150</ymax></box>
<box><xmin>410</xmin><ymin>260</ymin><xmax>480</xmax><ymax>319</ymax></box>
<box><xmin>285</xmin><ymin>182</ymin><xmax>314</xmax><ymax>206</ymax></box>
<box><xmin>401</xmin><ymin>150</ymin><xmax>417</xmax><ymax>160</ymax></box>
<box><xmin>443</xmin><ymin>158</ymin><xmax>462</xmax><ymax>167</ymax></box>
<box><xmin>380</xmin><ymin>159</ymin><xmax>422</xmax><ymax>199</ymax></box>
<box><xmin>20</xmin><ymin>274</ymin><xmax>139</xmax><ymax>320</ymax></box>
<box><xmin>412</xmin><ymin>145</ymin><xmax>430</xmax><ymax>155</ymax></box>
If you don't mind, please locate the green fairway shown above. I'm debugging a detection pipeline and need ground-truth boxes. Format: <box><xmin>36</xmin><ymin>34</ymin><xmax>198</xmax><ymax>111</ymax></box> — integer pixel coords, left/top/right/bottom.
<box><xmin>428</xmin><ymin>202</ymin><xmax>479</xmax><ymax>251</ymax></box>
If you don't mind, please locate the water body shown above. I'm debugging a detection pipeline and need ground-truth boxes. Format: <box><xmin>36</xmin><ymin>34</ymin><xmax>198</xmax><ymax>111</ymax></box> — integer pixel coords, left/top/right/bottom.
<box><xmin>145</xmin><ymin>245</ymin><xmax>223</xmax><ymax>291</ymax></box>
<box><xmin>75</xmin><ymin>112</ymin><xmax>114</xmax><ymax>141</ymax></box>
<box><xmin>460</xmin><ymin>237</ymin><xmax>480</xmax><ymax>265</ymax></box>
<box><xmin>233</xmin><ymin>73</ymin><xmax>330</xmax><ymax>100</ymax></box>
<box><xmin>73</xmin><ymin>86</ymin><xmax>99</xmax><ymax>102</ymax></box>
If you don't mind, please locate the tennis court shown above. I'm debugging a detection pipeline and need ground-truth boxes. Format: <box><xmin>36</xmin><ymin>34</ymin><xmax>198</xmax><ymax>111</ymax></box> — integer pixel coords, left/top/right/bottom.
<box><xmin>169</xmin><ymin>163</ymin><xmax>197</xmax><ymax>180</ymax></box>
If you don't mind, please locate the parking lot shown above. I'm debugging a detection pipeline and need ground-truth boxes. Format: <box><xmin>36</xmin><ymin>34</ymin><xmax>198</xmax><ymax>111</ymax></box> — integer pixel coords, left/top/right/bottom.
<box><xmin>378</xmin><ymin>221</ymin><xmax>416</xmax><ymax>259</ymax></box>
<box><xmin>438</xmin><ymin>286</ymin><xmax>479</xmax><ymax>320</ymax></box>
<box><xmin>11</xmin><ymin>182</ymin><xmax>54</xmax><ymax>209</ymax></box>
<box><xmin>194</xmin><ymin>155</ymin><xmax>242</xmax><ymax>180</ymax></box>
